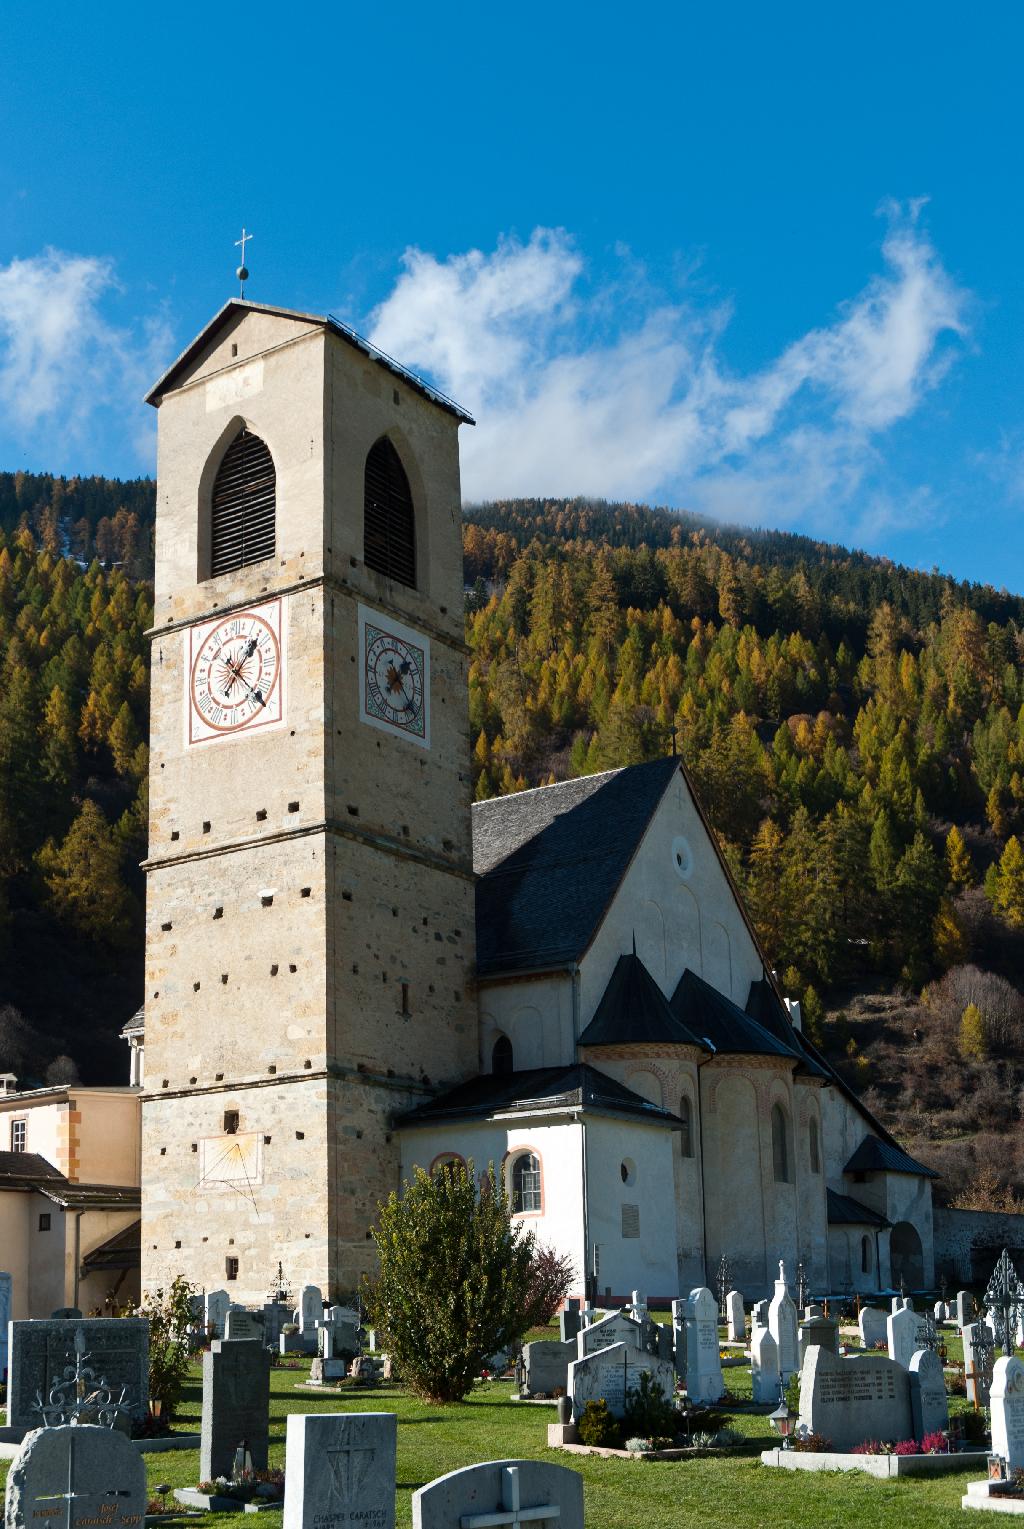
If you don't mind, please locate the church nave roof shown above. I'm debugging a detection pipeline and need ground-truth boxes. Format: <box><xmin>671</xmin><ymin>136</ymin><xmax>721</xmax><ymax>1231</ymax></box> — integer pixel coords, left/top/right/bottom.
<box><xmin>396</xmin><ymin>1061</ymin><xmax>685</xmax><ymax>1130</ymax></box>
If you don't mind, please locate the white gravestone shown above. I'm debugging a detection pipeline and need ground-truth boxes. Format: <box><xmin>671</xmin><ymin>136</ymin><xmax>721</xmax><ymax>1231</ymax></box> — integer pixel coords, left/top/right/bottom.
<box><xmin>685</xmin><ymin>1287</ymin><xmax>724</xmax><ymax>1404</ymax></box>
<box><xmin>283</xmin><ymin>1410</ymin><xmax>396</xmax><ymax>1529</ymax></box>
<box><xmin>412</xmin><ymin>1460</ymin><xmax>584</xmax><ymax>1529</ymax></box>
<box><xmin>798</xmin><ymin>1346</ymin><xmax>913</xmax><ymax>1452</ymax></box>
<box><xmin>576</xmin><ymin>1309</ymin><xmax>641</xmax><ymax>1357</ymax></box>
<box><xmin>750</xmin><ymin>1326</ymin><xmax>781</xmax><ymax>1404</ymax></box>
<box><xmin>751</xmin><ymin>1299</ymin><xmax>769</xmax><ymax>1335</ymax></box>
<box><xmin>204</xmin><ymin>1289</ymin><xmax>230</xmax><ymax>1338</ymax></box>
<box><xmin>887</xmin><ymin>1305</ymin><xmax>919</xmax><ymax>1370</ymax></box>
<box><xmin>299</xmin><ymin>1285</ymin><xmax>323</xmax><ymax>1332</ymax></box>
<box><xmin>991</xmin><ymin>1355</ymin><xmax>1024</xmax><ymax>1474</ymax></box>
<box><xmin>725</xmin><ymin>1290</ymin><xmax>744</xmax><ymax>1343</ymax></box>
<box><xmin>908</xmin><ymin>1347</ymin><xmax>948</xmax><ymax>1441</ymax></box>
<box><xmin>630</xmin><ymin>1290</ymin><xmax>647</xmax><ymax>1319</ymax></box>
<box><xmin>768</xmin><ymin>1265</ymin><xmax>799</xmax><ymax>1382</ymax></box>
<box><xmin>568</xmin><ymin>1341</ymin><xmax>675</xmax><ymax>1422</ymax></box>
<box><xmin>671</xmin><ymin>1299</ymin><xmax>687</xmax><ymax>1380</ymax></box>
<box><xmin>4</xmin><ymin>1424</ymin><xmax>146</xmax><ymax>1529</ymax></box>
<box><xmin>933</xmin><ymin>1300</ymin><xmax>947</xmax><ymax>1323</ymax></box>
<box><xmin>858</xmin><ymin>1306</ymin><xmax>887</xmax><ymax>1349</ymax></box>
<box><xmin>521</xmin><ymin>1340</ymin><xmax>575</xmax><ymax>1396</ymax></box>
<box><xmin>956</xmin><ymin>1290</ymin><xmax>974</xmax><ymax>1329</ymax></box>
<box><xmin>963</xmin><ymin>1321</ymin><xmax>994</xmax><ymax>1409</ymax></box>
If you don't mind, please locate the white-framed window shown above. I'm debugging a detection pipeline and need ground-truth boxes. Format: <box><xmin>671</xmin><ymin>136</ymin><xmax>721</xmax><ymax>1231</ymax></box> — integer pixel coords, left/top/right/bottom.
<box><xmin>11</xmin><ymin>1118</ymin><xmax>26</xmax><ymax>1152</ymax></box>
<box><xmin>510</xmin><ymin>1151</ymin><xmax>542</xmax><ymax>1214</ymax></box>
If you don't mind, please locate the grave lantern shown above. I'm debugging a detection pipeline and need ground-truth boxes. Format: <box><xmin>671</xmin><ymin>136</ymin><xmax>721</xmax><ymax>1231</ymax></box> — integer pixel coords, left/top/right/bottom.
<box><xmin>769</xmin><ymin>1396</ymin><xmax>793</xmax><ymax>1447</ymax></box>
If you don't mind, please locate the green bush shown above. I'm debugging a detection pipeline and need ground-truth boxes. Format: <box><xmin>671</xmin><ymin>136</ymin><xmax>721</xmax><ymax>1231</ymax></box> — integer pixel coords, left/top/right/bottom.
<box><xmin>577</xmin><ymin>1399</ymin><xmax>623</xmax><ymax>1447</ymax></box>
<box><xmin>137</xmin><ymin>1273</ymin><xmax>198</xmax><ymax>1418</ymax></box>
<box><xmin>622</xmin><ymin>1369</ymin><xmax>678</xmax><ymax>1439</ymax></box>
<box><xmin>364</xmin><ymin>1160</ymin><xmax>536</xmax><ymax>1403</ymax></box>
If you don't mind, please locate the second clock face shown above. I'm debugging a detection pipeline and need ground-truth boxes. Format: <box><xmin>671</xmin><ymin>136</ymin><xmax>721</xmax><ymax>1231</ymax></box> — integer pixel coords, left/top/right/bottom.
<box><xmin>358</xmin><ymin>604</ymin><xmax>430</xmax><ymax>749</ymax></box>
<box><xmin>187</xmin><ymin>599</ymin><xmax>284</xmax><ymax>745</ymax></box>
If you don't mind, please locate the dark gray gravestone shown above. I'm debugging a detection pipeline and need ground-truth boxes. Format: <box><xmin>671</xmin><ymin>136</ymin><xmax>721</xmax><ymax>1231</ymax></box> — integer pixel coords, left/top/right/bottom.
<box><xmin>4</xmin><ymin>1424</ymin><xmax>145</xmax><ymax>1529</ymax></box>
<box><xmin>223</xmin><ymin>1309</ymin><xmax>264</xmax><ymax>1343</ymax></box>
<box><xmin>558</xmin><ymin>1302</ymin><xmax>581</xmax><ymax>1345</ymax></box>
<box><xmin>200</xmin><ymin>1339</ymin><xmax>271</xmax><ymax>1482</ymax></box>
<box><xmin>7</xmin><ymin>1321</ymin><xmax>149</xmax><ymax>1431</ymax></box>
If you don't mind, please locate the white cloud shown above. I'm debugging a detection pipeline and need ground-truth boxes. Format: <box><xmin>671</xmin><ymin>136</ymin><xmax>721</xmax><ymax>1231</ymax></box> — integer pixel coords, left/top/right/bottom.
<box><xmin>0</xmin><ymin>248</ymin><xmax>171</xmax><ymax>465</ymax></box>
<box><xmin>368</xmin><ymin>208</ymin><xmax>971</xmax><ymax>532</ymax></box>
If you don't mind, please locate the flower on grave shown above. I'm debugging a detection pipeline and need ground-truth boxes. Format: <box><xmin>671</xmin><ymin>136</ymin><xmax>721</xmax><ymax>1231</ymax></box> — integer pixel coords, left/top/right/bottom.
<box><xmin>892</xmin><ymin>1439</ymin><xmax>922</xmax><ymax>1456</ymax></box>
<box><xmin>625</xmin><ymin>1436</ymin><xmax>652</xmax><ymax>1452</ymax></box>
<box><xmin>921</xmin><ymin>1431</ymin><xmax>949</xmax><ymax>1455</ymax></box>
<box><xmin>851</xmin><ymin>1440</ymin><xmax>885</xmax><ymax>1455</ymax></box>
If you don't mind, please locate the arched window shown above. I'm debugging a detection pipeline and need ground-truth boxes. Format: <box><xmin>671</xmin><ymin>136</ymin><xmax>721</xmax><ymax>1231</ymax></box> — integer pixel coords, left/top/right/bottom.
<box><xmin>510</xmin><ymin>1151</ymin><xmax>542</xmax><ymax>1214</ymax></box>
<box><xmin>861</xmin><ymin>1235</ymin><xmax>872</xmax><ymax>1274</ymax></box>
<box><xmin>210</xmin><ymin>429</ymin><xmax>276</xmax><ymax>576</ymax></box>
<box><xmin>431</xmin><ymin>1154</ymin><xmax>465</xmax><ymax>1181</ymax></box>
<box><xmin>809</xmin><ymin>1117</ymin><xmax>821</xmax><ymax>1175</ymax></box>
<box><xmin>772</xmin><ymin>1103</ymin><xmax>791</xmax><ymax>1184</ymax></box>
<box><xmin>492</xmin><ymin>1035</ymin><xmax>513</xmax><ymax>1075</ymax></box>
<box><xmin>364</xmin><ymin>437</ymin><xmax>416</xmax><ymax>587</ymax></box>
<box><xmin>679</xmin><ymin>1095</ymin><xmax>694</xmax><ymax>1158</ymax></box>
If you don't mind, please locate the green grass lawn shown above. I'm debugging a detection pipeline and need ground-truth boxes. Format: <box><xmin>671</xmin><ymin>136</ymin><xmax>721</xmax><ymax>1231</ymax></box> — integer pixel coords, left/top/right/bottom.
<box><xmin>0</xmin><ymin>1343</ymin><xmax>989</xmax><ymax>1529</ymax></box>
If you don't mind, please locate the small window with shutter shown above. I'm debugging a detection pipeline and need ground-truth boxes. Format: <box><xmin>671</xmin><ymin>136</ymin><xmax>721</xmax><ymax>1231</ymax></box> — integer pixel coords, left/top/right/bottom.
<box><xmin>364</xmin><ymin>437</ymin><xmax>416</xmax><ymax>588</ymax></box>
<box><xmin>209</xmin><ymin>428</ymin><xmax>276</xmax><ymax>577</ymax></box>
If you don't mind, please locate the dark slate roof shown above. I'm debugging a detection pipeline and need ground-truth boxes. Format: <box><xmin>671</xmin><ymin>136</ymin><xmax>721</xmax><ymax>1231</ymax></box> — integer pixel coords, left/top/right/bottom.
<box><xmin>670</xmin><ymin>969</ymin><xmax>803</xmax><ymax>1061</ymax></box>
<box><xmin>145</xmin><ymin>300</ymin><xmax>474</xmax><ymax>421</ymax></box>
<box><xmin>845</xmin><ymin>1135</ymin><xmax>938</xmax><ymax>1179</ymax></box>
<box><xmin>744</xmin><ymin>978</ymin><xmax>831</xmax><ymax>1080</ymax></box>
<box><xmin>579</xmin><ymin>952</ymin><xmax>707</xmax><ymax>1049</ymax></box>
<box><xmin>81</xmin><ymin>1219</ymin><xmax>141</xmax><ymax>1271</ymax></box>
<box><xmin>826</xmin><ymin>1189</ymin><xmax>891</xmax><ymax>1228</ymax></box>
<box><xmin>0</xmin><ymin>1151</ymin><xmax>64</xmax><ymax>1185</ymax></box>
<box><xmin>473</xmin><ymin>757</ymin><xmax>681</xmax><ymax>976</ymax></box>
<box><xmin>397</xmin><ymin>1063</ymin><xmax>684</xmax><ymax>1129</ymax></box>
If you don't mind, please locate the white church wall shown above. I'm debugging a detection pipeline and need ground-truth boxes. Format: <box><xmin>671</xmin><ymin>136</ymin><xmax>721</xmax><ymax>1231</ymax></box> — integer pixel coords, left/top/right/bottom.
<box><xmin>478</xmin><ymin>976</ymin><xmax>574</xmax><ymax>1072</ymax></box>
<box><xmin>792</xmin><ymin>1081</ymin><xmax>829</xmax><ymax>1288</ymax></box>
<box><xmin>702</xmin><ymin>1068</ymin><xmax>768</xmax><ymax>1292</ymax></box>
<box><xmin>583</xmin><ymin>1114</ymin><xmax>678</xmax><ymax>1302</ymax></box>
<box><xmin>579</xmin><ymin>769</ymin><xmax>764</xmax><ymax>1021</ymax></box>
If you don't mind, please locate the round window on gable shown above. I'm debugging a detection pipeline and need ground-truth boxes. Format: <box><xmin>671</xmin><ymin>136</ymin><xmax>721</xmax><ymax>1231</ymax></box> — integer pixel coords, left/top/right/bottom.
<box><xmin>620</xmin><ymin>1158</ymin><xmax>637</xmax><ymax>1187</ymax></box>
<box><xmin>671</xmin><ymin>835</ymin><xmax>694</xmax><ymax>881</ymax></box>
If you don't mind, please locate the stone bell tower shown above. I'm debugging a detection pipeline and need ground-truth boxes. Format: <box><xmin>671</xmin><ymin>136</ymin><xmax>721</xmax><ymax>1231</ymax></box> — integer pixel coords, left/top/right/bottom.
<box><xmin>140</xmin><ymin>299</ymin><xmax>478</xmax><ymax>1302</ymax></box>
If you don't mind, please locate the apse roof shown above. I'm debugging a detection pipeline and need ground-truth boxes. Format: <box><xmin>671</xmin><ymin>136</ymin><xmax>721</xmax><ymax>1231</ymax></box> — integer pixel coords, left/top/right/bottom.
<box><xmin>397</xmin><ymin>1062</ymin><xmax>684</xmax><ymax>1130</ymax></box>
<box><xmin>473</xmin><ymin>756</ymin><xmax>681</xmax><ymax>976</ymax></box>
<box><xmin>844</xmin><ymin>1135</ymin><xmax>938</xmax><ymax>1179</ymax></box>
<box><xmin>579</xmin><ymin>952</ymin><xmax>707</xmax><ymax>1049</ymax></box>
<box><xmin>671</xmin><ymin>968</ymin><xmax>803</xmax><ymax>1061</ymax></box>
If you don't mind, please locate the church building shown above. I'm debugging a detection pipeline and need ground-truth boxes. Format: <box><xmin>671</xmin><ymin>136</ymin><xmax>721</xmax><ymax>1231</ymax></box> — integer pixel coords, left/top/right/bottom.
<box><xmin>138</xmin><ymin>298</ymin><xmax>936</xmax><ymax>1306</ymax></box>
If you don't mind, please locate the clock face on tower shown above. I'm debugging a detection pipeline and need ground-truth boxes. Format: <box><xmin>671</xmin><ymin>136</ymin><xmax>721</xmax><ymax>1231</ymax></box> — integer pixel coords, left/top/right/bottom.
<box><xmin>358</xmin><ymin>604</ymin><xmax>430</xmax><ymax>749</ymax></box>
<box><xmin>186</xmin><ymin>598</ymin><xmax>285</xmax><ymax>746</ymax></box>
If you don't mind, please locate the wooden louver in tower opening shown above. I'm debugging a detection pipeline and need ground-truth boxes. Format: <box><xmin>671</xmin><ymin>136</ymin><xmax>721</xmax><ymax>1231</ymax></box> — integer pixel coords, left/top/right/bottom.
<box><xmin>210</xmin><ymin>429</ymin><xmax>276</xmax><ymax>577</ymax></box>
<box><xmin>363</xmin><ymin>437</ymin><xmax>416</xmax><ymax>588</ymax></box>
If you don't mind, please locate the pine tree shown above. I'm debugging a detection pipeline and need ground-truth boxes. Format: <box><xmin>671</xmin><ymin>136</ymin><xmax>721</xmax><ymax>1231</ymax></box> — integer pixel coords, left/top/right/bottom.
<box><xmin>990</xmin><ymin>836</ymin><xmax>1024</xmax><ymax>927</ymax></box>
<box><xmin>36</xmin><ymin>799</ymin><xmax>135</xmax><ymax>947</ymax></box>
<box><xmin>945</xmin><ymin>825</ymin><xmax>976</xmax><ymax>889</ymax></box>
<box><xmin>959</xmin><ymin>1003</ymin><xmax>988</xmax><ymax>1060</ymax></box>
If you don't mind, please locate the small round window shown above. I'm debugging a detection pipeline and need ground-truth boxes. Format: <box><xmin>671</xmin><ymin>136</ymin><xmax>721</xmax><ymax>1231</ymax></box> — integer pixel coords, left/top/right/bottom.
<box><xmin>620</xmin><ymin>1158</ymin><xmax>637</xmax><ymax>1186</ymax></box>
<box><xmin>671</xmin><ymin>835</ymin><xmax>694</xmax><ymax>881</ymax></box>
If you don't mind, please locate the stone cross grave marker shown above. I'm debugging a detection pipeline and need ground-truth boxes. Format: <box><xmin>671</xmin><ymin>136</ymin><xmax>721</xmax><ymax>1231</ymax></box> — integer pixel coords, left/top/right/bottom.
<box><xmin>200</xmin><ymin>1338</ymin><xmax>271</xmax><ymax>1482</ymax></box>
<box><xmin>908</xmin><ymin>1347</ymin><xmax>948</xmax><ymax>1441</ymax></box>
<box><xmin>725</xmin><ymin>1291</ymin><xmax>744</xmax><ymax>1343</ymax></box>
<box><xmin>750</xmin><ymin>1326</ymin><xmax>780</xmax><ymax>1404</ymax></box>
<box><xmin>887</xmin><ymin>1305</ymin><xmax>919</xmax><ymax>1369</ymax></box>
<box><xmin>991</xmin><ymin>1355</ymin><xmax>1024</xmax><ymax>1474</ymax></box>
<box><xmin>204</xmin><ymin>1290</ymin><xmax>230</xmax><ymax>1339</ymax></box>
<box><xmin>963</xmin><ymin>1320</ymin><xmax>995</xmax><ymax>1409</ymax></box>
<box><xmin>283</xmin><ymin>1411</ymin><xmax>396</xmax><ymax>1529</ymax></box>
<box><xmin>768</xmin><ymin>1266</ymin><xmax>798</xmax><ymax>1382</ymax></box>
<box><xmin>798</xmin><ymin>1346</ymin><xmax>912</xmax><ymax>1452</ymax></box>
<box><xmin>4</xmin><ymin>1424</ymin><xmax>145</xmax><ymax>1529</ymax></box>
<box><xmin>685</xmin><ymin>1287</ymin><xmax>724</xmax><ymax>1404</ymax></box>
<box><xmin>7</xmin><ymin>1320</ymin><xmax>149</xmax><ymax>1432</ymax></box>
<box><xmin>858</xmin><ymin>1306</ymin><xmax>886</xmax><ymax>1349</ymax></box>
<box><xmin>412</xmin><ymin>1460</ymin><xmax>584</xmax><ymax>1529</ymax></box>
<box><xmin>224</xmin><ymin>1308</ymin><xmax>264</xmax><ymax>1342</ymax></box>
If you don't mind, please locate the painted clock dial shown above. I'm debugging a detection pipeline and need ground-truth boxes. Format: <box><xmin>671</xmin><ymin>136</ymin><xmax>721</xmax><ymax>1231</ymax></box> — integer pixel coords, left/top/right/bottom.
<box><xmin>358</xmin><ymin>604</ymin><xmax>430</xmax><ymax>748</ymax></box>
<box><xmin>186</xmin><ymin>598</ymin><xmax>285</xmax><ymax>745</ymax></box>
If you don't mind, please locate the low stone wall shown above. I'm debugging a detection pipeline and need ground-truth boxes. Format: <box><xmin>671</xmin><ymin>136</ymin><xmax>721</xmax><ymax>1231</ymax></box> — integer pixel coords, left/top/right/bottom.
<box><xmin>761</xmin><ymin>1448</ymin><xmax>988</xmax><ymax>1478</ymax></box>
<box><xmin>933</xmin><ymin>1207</ymin><xmax>1024</xmax><ymax>1285</ymax></box>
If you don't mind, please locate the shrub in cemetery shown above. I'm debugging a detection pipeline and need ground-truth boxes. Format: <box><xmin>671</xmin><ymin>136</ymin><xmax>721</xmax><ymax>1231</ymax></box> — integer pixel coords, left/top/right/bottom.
<box><xmin>523</xmin><ymin>1242</ymin><xmax>575</xmax><ymax>1327</ymax></box>
<box><xmin>365</xmin><ymin>1161</ymin><xmax>536</xmax><ymax>1403</ymax></box>
<box><xmin>622</xmin><ymin>1370</ymin><xmax>678</xmax><ymax>1441</ymax></box>
<box><xmin>137</xmin><ymin>1273</ymin><xmax>199</xmax><ymax>1417</ymax></box>
<box><xmin>577</xmin><ymin>1399</ymin><xmax>623</xmax><ymax>1448</ymax></box>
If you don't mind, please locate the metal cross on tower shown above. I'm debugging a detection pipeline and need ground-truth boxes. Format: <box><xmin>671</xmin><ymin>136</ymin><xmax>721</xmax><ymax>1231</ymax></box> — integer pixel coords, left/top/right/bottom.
<box><xmin>235</xmin><ymin>228</ymin><xmax>254</xmax><ymax>296</ymax></box>
<box><xmin>459</xmin><ymin>1465</ymin><xmax>561</xmax><ymax>1527</ymax></box>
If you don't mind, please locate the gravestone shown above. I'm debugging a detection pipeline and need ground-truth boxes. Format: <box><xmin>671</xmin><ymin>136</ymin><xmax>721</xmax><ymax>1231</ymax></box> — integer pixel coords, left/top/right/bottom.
<box><xmin>299</xmin><ymin>1285</ymin><xmax>323</xmax><ymax>1333</ymax></box>
<box><xmin>559</xmin><ymin>1300</ymin><xmax>581</xmax><ymax>1345</ymax></box>
<box><xmin>991</xmin><ymin>1355</ymin><xmax>1024</xmax><ymax>1474</ymax></box>
<box><xmin>50</xmin><ymin>1308</ymin><xmax>82</xmax><ymax>1321</ymax></box>
<box><xmin>4</xmin><ymin>1424</ymin><xmax>146</xmax><ymax>1529</ymax></box>
<box><xmin>412</xmin><ymin>1459</ymin><xmax>584</xmax><ymax>1529</ymax></box>
<box><xmin>521</xmin><ymin>1340</ymin><xmax>575</xmax><ymax>1396</ymax></box>
<box><xmin>963</xmin><ymin>1321</ymin><xmax>995</xmax><ymax>1408</ymax></box>
<box><xmin>798</xmin><ymin>1345</ymin><xmax>912</xmax><ymax>1452</ymax></box>
<box><xmin>956</xmin><ymin>1290</ymin><xmax>974</xmax><ymax>1329</ymax></box>
<box><xmin>200</xmin><ymin>1338</ymin><xmax>271</xmax><ymax>1482</ymax></box>
<box><xmin>933</xmin><ymin>1300</ymin><xmax>947</xmax><ymax>1323</ymax></box>
<box><xmin>725</xmin><ymin>1290</ymin><xmax>744</xmax><ymax>1342</ymax></box>
<box><xmin>750</xmin><ymin>1325</ymin><xmax>781</xmax><ymax>1404</ymax></box>
<box><xmin>224</xmin><ymin>1308</ymin><xmax>265</xmax><ymax>1342</ymax></box>
<box><xmin>630</xmin><ymin>1290</ymin><xmax>647</xmax><ymax>1319</ymax></box>
<box><xmin>568</xmin><ymin>1341</ymin><xmax>675</xmax><ymax>1422</ymax></box>
<box><xmin>577</xmin><ymin>1309</ymin><xmax>641</xmax><ymax>1357</ymax></box>
<box><xmin>798</xmin><ymin>1315</ymin><xmax>838</xmax><ymax>1363</ymax></box>
<box><xmin>751</xmin><ymin>1299</ymin><xmax>768</xmax><ymax>1335</ymax></box>
<box><xmin>804</xmin><ymin>1304</ymin><xmax>824</xmax><ymax>1320</ymax></box>
<box><xmin>283</xmin><ymin>1411</ymin><xmax>396</xmax><ymax>1529</ymax></box>
<box><xmin>0</xmin><ymin>1273</ymin><xmax>10</xmax><ymax>1381</ymax></box>
<box><xmin>262</xmin><ymin>1302</ymin><xmax>290</xmax><ymax>1348</ymax></box>
<box><xmin>859</xmin><ymin>1306</ymin><xmax>887</xmax><ymax>1349</ymax></box>
<box><xmin>204</xmin><ymin>1289</ymin><xmax>230</xmax><ymax>1338</ymax></box>
<box><xmin>321</xmin><ymin>1313</ymin><xmax>362</xmax><ymax>1361</ymax></box>
<box><xmin>908</xmin><ymin>1347</ymin><xmax>948</xmax><ymax>1441</ymax></box>
<box><xmin>768</xmin><ymin>1267</ymin><xmax>798</xmax><ymax>1382</ymax></box>
<box><xmin>887</xmin><ymin>1305</ymin><xmax>919</xmax><ymax>1369</ymax></box>
<box><xmin>684</xmin><ymin>1287</ymin><xmax>724</xmax><ymax>1404</ymax></box>
<box><xmin>7</xmin><ymin>1319</ymin><xmax>149</xmax><ymax>1431</ymax></box>
<box><xmin>671</xmin><ymin>1299</ymin><xmax>687</xmax><ymax>1380</ymax></box>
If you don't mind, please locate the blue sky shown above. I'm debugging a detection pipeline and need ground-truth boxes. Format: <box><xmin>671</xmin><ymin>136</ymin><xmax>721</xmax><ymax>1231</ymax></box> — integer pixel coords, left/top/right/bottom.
<box><xmin>1</xmin><ymin>0</ymin><xmax>1022</xmax><ymax>589</ymax></box>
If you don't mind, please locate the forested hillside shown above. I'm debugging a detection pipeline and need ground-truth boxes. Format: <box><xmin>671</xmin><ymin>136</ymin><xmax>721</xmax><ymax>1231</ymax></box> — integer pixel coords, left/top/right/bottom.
<box><xmin>3</xmin><ymin>478</ymin><xmax>1024</xmax><ymax>1205</ymax></box>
